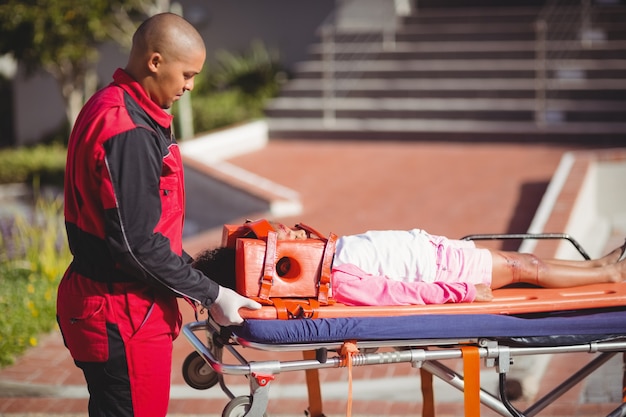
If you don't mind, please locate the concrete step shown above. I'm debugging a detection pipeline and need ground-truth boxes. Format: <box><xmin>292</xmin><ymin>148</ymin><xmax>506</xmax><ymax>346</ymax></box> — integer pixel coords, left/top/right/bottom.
<box><xmin>330</xmin><ymin>22</ymin><xmax>538</xmax><ymax>39</ymax></box>
<box><xmin>327</xmin><ymin>17</ymin><xmax>626</xmax><ymax>42</ymax></box>
<box><xmin>265</xmin><ymin>97</ymin><xmax>626</xmax><ymax>122</ymax></box>
<box><xmin>332</xmin><ymin>29</ymin><xmax>537</xmax><ymax>43</ymax></box>
<box><xmin>266</xmin><ymin>117</ymin><xmax>626</xmax><ymax>143</ymax></box>
<box><xmin>266</xmin><ymin>96</ymin><xmax>626</xmax><ymax>110</ymax></box>
<box><xmin>293</xmin><ymin>58</ymin><xmax>626</xmax><ymax>80</ymax></box>
<box><xmin>394</xmin><ymin>26</ymin><xmax>626</xmax><ymax>44</ymax></box>
<box><xmin>278</xmin><ymin>78</ymin><xmax>626</xmax><ymax>100</ymax></box>
<box><xmin>306</xmin><ymin>40</ymin><xmax>626</xmax><ymax>61</ymax></box>
<box><xmin>294</xmin><ymin>58</ymin><xmax>626</xmax><ymax>72</ymax></box>
<box><xmin>401</xmin><ymin>4</ymin><xmax>626</xmax><ymax>25</ymax></box>
<box><xmin>395</xmin><ymin>28</ymin><xmax>616</xmax><ymax>43</ymax></box>
<box><xmin>414</xmin><ymin>0</ymin><xmax>547</xmax><ymax>8</ymax></box>
<box><xmin>265</xmin><ymin>2</ymin><xmax>626</xmax><ymax>143</ymax></box>
<box><xmin>403</xmin><ymin>7</ymin><xmax>541</xmax><ymax>25</ymax></box>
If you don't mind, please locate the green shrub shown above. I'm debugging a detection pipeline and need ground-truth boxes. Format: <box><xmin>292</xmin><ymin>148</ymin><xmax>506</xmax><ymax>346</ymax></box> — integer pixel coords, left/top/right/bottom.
<box><xmin>174</xmin><ymin>40</ymin><xmax>285</xmax><ymax>136</ymax></box>
<box><xmin>0</xmin><ymin>196</ymin><xmax>70</xmax><ymax>367</ymax></box>
<box><xmin>210</xmin><ymin>40</ymin><xmax>284</xmax><ymax>99</ymax></box>
<box><xmin>0</xmin><ymin>144</ymin><xmax>66</xmax><ymax>186</ymax></box>
<box><xmin>191</xmin><ymin>90</ymin><xmax>262</xmax><ymax>133</ymax></box>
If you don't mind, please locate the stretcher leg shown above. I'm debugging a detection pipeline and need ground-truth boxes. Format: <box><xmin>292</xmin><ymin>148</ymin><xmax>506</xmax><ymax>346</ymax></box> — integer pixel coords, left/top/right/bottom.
<box><xmin>247</xmin><ymin>374</ymin><xmax>272</xmax><ymax>417</ymax></box>
<box><xmin>521</xmin><ymin>352</ymin><xmax>616</xmax><ymax>417</ymax></box>
<box><xmin>302</xmin><ymin>350</ymin><xmax>325</xmax><ymax>417</ymax></box>
<box><xmin>221</xmin><ymin>375</ymin><xmax>270</xmax><ymax>417</ymax></box>
<box><xmin>421</xmin><ymin>360</ymin><xmax>511</xmax><ymax>416</ymax></box>
<box><xmin>420</xmin><ymin>367</ymin><xmax>435</xmax><ymax>417</ymax></box>
<box><xmin>623</xmin><ymin>352</ymin><xmax>626</xmax><ymax>404</ymax></box>
<box><xmin>605</xmin><ymin>352</ymin><xmax>626</xmax><ymax>417</ymax></box>
<box><xmin>606</xmin><ymin>403</ymin><xmax>626</xmax><ymax>417</ymax></box>
<box><xmin>499</xmin><ymin>373</ymin><xmax>525</xmax><ymax>417</ymax></box>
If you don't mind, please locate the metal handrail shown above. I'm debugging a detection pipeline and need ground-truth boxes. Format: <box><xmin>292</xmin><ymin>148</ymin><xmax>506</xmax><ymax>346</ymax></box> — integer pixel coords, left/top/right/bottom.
<box><xmin>319</xmin><ymin>0</ymin><xmax>399</xmax><ymax>126</ymax></box>
<box><xmin>534</xmin><ymin>0</ymin><xmax>594</xmax><ymax>126</ymax></box>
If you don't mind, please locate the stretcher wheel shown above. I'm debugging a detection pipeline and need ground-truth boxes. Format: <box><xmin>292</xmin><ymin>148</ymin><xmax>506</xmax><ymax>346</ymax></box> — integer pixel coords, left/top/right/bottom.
<box><xmin>182</xmin><ymin>351</ymin><xmax>219</xmax><ymax>390</ymax></box>
<box><xmin>222</xmin><ymin>395</ymin><xmax>267</xmax><ymax>417</ymax></box>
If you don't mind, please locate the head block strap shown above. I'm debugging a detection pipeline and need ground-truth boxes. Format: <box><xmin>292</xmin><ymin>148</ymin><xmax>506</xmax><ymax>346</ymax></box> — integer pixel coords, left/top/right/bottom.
<box><xmin>222</xmin><ymin>219</ymin><xmax>275</xmax><ymax>248</ymax></box>
<box><xmin>318</xmin><ymin>232</ymin><xmax>337</xmax><ymax>305</ymax></box>
<box><xmin>258</xmin><ymin>230</ymin><xmax>278</xmax><ymax>302</ymax></box>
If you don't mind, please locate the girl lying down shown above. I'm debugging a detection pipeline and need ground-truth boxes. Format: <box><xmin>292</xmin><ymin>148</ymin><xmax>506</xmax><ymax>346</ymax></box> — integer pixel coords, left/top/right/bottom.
<box><xmin>193</xmin><ymin>222</ymin><xmax>626</xmax><ymax>307</ymax></box>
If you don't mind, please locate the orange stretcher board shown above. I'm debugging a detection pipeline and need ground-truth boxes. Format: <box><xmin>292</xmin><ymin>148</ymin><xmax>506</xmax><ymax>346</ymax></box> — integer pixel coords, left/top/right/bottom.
<box><xmin>240</xmin><ymin>282</ymin><xmax>626</xmax><ymax>319</ymax></box>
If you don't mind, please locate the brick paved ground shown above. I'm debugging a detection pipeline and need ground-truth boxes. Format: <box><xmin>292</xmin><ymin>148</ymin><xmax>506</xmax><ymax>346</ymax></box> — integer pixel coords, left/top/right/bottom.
<box><xmin>1</xmin><ymin>140</ymin><xmax>624</xmax><ymax>417</ymax></box>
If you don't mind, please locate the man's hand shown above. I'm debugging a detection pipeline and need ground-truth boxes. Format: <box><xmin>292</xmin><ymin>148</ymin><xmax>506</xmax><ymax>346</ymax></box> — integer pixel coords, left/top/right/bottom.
<box><xmin>473</xmin><ymin>283</ymin><xmax>493</xmax><ymax>302</ymax></box>
<box><xmin>209</xmin><ymin>286</ymin><xmax>262</xmax><ymax>326</ymax></box>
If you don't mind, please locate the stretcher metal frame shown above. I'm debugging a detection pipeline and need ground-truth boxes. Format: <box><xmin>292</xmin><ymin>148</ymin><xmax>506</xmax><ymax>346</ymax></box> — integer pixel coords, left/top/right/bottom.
<box><xmin>182</xmin><ymin>233</ymin><xmax>626</xmax><ymax>417</ymax></box>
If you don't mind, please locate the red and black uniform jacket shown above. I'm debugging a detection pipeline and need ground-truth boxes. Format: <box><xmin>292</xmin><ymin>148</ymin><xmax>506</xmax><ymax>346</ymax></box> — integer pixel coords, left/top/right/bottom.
<box><xmin>64</xmin><ymin>68</ymin><xmax>219</xmax><ymax>305</ymax></box>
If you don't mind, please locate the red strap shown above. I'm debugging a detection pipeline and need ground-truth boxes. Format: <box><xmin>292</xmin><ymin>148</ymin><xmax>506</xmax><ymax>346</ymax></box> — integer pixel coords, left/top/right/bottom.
<box><xmin>271</xmin><ymin>298</ymin><xmax>320</xmax><ymax>320</ymax></box>
<box><xmin>272</xmin><ymin>298</ymin><xmax>288</xmax><ymax>320</ymax></box>
<box><xmin>318</xmin><ymin>233</ymin><xmax>337</xmax><ymax>305</ymax></box>
<box><xmin>258</xmin><ymin>231</ymin><xmax>278</xmax><ymax>301</ymax></box>
<box><xmin>307</xmin><ymin>298</ymin><xmax>320</xmax><ymax>318</ymax></box>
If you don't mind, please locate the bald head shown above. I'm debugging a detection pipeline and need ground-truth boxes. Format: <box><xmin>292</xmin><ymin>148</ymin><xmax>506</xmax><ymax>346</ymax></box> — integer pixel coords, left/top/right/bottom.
<box><xmin>130</xmin><ymin>13</ymin><xmax>205</xmax><ymax>63</ymax></box>
<box><xmin>125</xmin><ymin>13</ymin><xmax>206</xmax><ymax>109</ymax></box>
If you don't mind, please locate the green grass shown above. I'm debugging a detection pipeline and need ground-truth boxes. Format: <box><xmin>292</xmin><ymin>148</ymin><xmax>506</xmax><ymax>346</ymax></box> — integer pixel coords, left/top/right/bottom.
<box><xmin>0</xmin><ymin>195</ymin><xmax>70</xmax><ymax>367</ymax></box>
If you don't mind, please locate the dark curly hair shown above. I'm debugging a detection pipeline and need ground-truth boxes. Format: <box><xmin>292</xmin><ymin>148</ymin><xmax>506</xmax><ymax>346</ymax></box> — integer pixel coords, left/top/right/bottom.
<box><xmin>192</xmin><ymin>247</ymin><xmax>237</xmax><ymax>290</ymax></box>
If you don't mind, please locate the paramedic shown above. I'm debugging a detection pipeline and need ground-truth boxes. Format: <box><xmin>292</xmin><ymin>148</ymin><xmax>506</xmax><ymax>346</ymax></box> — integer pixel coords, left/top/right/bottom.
<box><xmin>193</xmin><ymin>222</ymin><xmax>626</xmax><ymax>306</ymax></box>
<box><xmin>57</xmin><ymin>13</ymin><xmax>261</xmax><ymax>417</ymax></box>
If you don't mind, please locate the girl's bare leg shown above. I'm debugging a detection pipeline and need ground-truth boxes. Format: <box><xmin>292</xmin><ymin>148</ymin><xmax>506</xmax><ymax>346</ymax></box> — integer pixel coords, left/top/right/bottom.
<box><xmin>477</xmin><ymin>239</ymin><xmax>626</xmax><ymax>268</ymax></box>
<box><xmin>489</xmin><ymin>250</ymin><xmax>625</xmax><ymax>289</ymax></box>
<box><xmin>543</xmin><ymin>239</ymin><xmax>626</xmax><ymax>268</ymax></box>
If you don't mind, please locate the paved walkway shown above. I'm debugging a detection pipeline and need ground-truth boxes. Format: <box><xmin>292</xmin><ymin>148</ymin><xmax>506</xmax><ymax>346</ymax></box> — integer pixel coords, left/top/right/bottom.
<box><xmin>1</xmin><ymin>140</ymin><xmax>624</xmax><ymax>416</ymax></box>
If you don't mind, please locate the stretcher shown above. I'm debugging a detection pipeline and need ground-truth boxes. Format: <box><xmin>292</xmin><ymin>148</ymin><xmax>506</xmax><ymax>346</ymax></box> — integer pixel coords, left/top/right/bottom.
<box><xmin>182</xmin><ymin>233</ymin><xmax>626</xmax><ymax>417</ymax></box>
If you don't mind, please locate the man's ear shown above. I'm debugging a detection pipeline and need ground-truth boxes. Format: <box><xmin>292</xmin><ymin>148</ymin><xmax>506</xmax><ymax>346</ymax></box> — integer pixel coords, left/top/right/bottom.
<box><xmin>147</xmin><ymin>52</ymin><xmax>162</xmax><ymax>73</ymax></box>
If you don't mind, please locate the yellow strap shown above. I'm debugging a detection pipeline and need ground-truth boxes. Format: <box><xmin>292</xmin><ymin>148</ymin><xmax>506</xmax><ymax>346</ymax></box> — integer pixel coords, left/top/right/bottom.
<box><xmin>461</xmin><ymin>346</ymin><xmax>481</xmax><ymax>417</ymax></box>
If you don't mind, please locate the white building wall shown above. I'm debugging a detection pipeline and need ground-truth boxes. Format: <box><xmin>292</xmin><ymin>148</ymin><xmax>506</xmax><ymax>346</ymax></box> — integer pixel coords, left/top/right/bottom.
<box><xmin>13</xmin><ymin>69</ymin><xmax>66</xmax><ymax>146</ymax></box>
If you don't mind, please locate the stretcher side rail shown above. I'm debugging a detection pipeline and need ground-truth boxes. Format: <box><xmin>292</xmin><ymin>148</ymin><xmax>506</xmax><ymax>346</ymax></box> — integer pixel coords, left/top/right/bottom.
<box><xmin>461</xmin><ymin>232</ymin><xmax>591</xmax><ymax>260</ymax></box>
<box><xmin>184</xmin><ymin>320</ymin><xmax>626</xmax><ymax>374</ymax></box>
<box><xmin>182</xmin><ymin>319</ymin><xmax>626</xmax><ymax>417</ymax></box>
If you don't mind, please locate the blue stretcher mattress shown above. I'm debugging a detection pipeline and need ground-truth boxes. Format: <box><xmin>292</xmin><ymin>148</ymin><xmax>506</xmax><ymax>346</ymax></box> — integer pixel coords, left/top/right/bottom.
<box><xmin>233</xmin><ymin>307</ymin><xmax>626</xmax><ymax>345</ymax></box>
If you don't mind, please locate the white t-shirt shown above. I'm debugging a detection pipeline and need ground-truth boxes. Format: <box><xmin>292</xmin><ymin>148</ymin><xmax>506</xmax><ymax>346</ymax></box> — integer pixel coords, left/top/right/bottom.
<box><xmin>333</xmin><ymin>229</ymin><xmax>438</xmax><ymax>283</ymax></box>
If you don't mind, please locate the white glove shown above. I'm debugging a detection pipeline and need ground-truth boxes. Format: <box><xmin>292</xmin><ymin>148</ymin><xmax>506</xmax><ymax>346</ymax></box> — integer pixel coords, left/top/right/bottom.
<box><xmin>209</xmin><ymin>286</ymin><xmax>262</xmax><ymax>326</ymax></box>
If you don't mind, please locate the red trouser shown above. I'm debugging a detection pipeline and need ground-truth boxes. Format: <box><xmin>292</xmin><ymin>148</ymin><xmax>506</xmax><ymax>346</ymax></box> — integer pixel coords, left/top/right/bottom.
<box><xmin>57</xmin><ymin>270</ymin><xmax>182</xmax><ymax>417</ymax></box>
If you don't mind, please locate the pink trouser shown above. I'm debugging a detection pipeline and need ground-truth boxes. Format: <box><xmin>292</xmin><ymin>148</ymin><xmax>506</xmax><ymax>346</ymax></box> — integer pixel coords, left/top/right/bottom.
<box><xmin>426</xmin><ymin>234</ymin><xmax>493</xmax><ymax>286</ymax></box>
